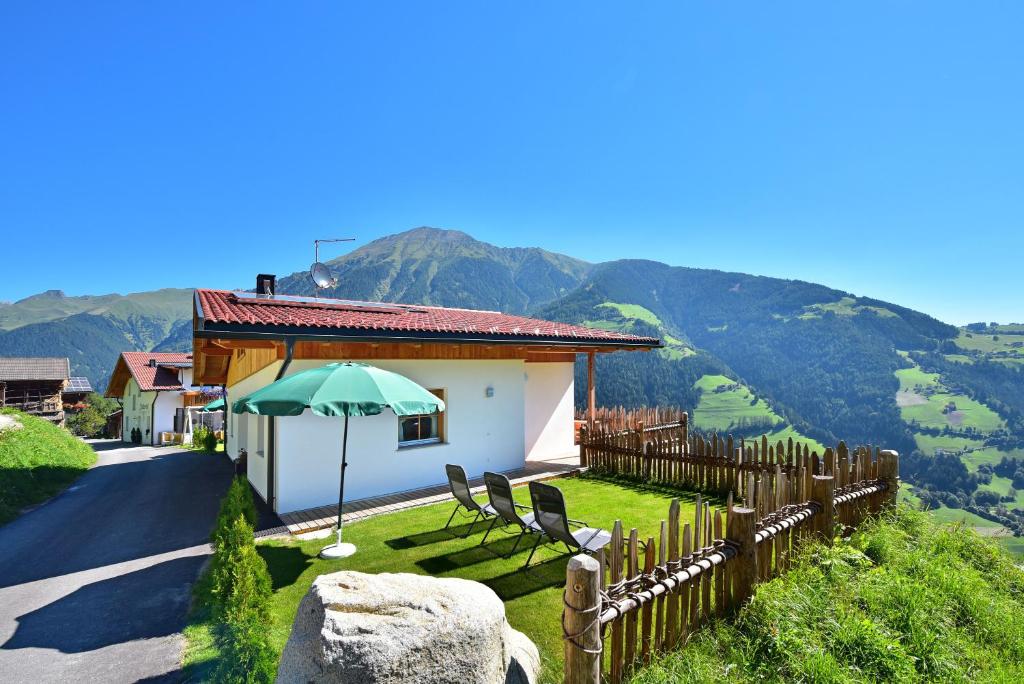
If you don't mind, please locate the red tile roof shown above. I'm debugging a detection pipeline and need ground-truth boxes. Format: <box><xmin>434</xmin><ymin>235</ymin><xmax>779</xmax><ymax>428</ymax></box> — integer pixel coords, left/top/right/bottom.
<box><xmin>120</xmin><ymin>352</ymin><xmax>193</xmax><ymax>391</ymax></box>
<box><xmin>195</xmin><ymin>289</ymin><xmax>660</xmax><ymax>346</ymax></box>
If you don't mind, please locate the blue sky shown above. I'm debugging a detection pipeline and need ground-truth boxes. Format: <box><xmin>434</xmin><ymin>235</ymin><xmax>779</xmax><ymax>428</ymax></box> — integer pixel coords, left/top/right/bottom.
<box><xmin>2</xmin><ymin>3</ymin><xmax>1021</xmax><ymax>324</ymax></box>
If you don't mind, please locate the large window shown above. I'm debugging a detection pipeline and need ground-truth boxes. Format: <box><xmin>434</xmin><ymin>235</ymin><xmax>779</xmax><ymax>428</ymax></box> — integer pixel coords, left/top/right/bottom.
<box><xmin>398</xmin><ymin>389</ymin><xmax>445</xmax><ymax>447</ymax></box>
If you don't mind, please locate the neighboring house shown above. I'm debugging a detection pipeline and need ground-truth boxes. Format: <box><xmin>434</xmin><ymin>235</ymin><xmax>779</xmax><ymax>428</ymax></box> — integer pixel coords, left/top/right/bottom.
<box><xmin>62</xmin><ymin>376</ymin><xmax>94</xmax><ymax>408</ymax></box>
<box><xmin>104</xmin><ymin>352</ymin><xmax>209</xmax><ymax>446</ymax></box>
<box><xmin>0</xmin><ymin>356</ymin><xmax>71</xmax><ymax>425</ymax></box>
<box><xmin>191</xmin><ymin>279</ymin><xmax>660</xmax><ymax>515</ymax></box>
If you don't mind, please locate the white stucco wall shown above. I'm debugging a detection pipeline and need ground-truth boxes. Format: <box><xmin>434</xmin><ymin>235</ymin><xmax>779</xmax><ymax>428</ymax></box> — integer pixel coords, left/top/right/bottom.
<box><xmin>524</xmin><ymin>361</ymin><xmax>575</xmax><ymax>461</ymax></box>
<box><xmin>225</xmin><ymin>360</ymin><xmax>283</xmax><ymax>503</ymax></box>
<box><xmin>121</xmin><ymin>378</ymin><xmax>149</xmax><ymax>443</ymax></box>
<box><xmin>271</xmin><ymin>358</ymin><xmax>527</xmax><ymax>514</ymax></box>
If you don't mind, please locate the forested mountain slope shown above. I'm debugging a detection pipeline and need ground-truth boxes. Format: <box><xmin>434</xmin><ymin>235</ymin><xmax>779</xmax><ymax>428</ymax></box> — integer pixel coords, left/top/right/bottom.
<box><xmin>273</xmin><ymin>227</ymin><xmax>591</xmax><ymax>314</ymax></box>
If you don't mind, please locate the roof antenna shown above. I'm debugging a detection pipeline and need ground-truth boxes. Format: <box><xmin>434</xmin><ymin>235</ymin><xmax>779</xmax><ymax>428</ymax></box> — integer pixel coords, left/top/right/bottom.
<box><xmin>310</xmin><ymin>238</ymin><xmax>354</xmax><ymax>294</ymax></box>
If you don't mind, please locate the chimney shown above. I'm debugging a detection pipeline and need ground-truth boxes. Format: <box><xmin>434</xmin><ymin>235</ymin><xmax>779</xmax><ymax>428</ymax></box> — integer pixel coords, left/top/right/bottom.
<box><xmin>256</xmin><ymin>273</ymin><xmax>276</xmax><ymax>296</ymax></box>
<box><xmin>149</xmin><ymin>359</ymin><xmax>157</xmax><ymax>367</ymax></box>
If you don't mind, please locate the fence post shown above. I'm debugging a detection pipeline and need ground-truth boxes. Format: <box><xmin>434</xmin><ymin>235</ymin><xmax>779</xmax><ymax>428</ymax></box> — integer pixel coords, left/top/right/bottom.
<box><xmin>811</xmin><ymin>475</ymin><xmax>835</xmax><ymax>544</ymax></box>
<box><xmin>878</xmin><ymin>450</ymin><xmax>899</xmax><ymax>508</ymax></box>
<box><xmin>579</xmin><ymin>425</ymin><xmax>588</xmax><ymax>468</ymax></box>
<box><xmin>725</xmin><ymin>506</ymin><xmax>756</xmax><ymax>609</ymax></box>
<box><xmin>565</xmin><ymin>554</ymin><xmax>601</xmax><ymax>684</ymax></box>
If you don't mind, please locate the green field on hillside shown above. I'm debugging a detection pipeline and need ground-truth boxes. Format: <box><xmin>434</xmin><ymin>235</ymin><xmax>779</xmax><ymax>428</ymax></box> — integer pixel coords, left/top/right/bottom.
<box><xmin>894</xmin><ymin>362</ymin><xmax>1004</xmax><ymax>434</ymax></box>
<box><xmin>913</xmin><ymin>433</ymin><xmax>984</xmax><ymax>456</ymax></box>
<box><xmin>797</xmin><ymin>296</ymin><xmax>898</xmax><ymax>320</ymax></box>
<box><xmin>961</xmin><ymin>446</ymin><xmax>1024</xmax><ymax>472</ymax></box>
<box><xmin>692</xmin><ymin>374</ymin><xmax>779</xmax><ymax>430</ymax></box>
<box><xmin>691</xmin><ymin>375</ymin><xmax>826</xmax><ymax>453</ymax></box>
<box><xmin>954</xmin><ymin>330</ymin><xmax>1024</xmax><ymax>356</ymax></box>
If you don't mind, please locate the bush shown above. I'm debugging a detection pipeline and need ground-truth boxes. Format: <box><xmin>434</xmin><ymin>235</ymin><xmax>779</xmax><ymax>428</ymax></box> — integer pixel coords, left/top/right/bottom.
<box><xmin>211</xmin><ymin>515</ymin><xmax>276</xmax><ymax>683</ymax></box>
<box><xmin>211</xmin><ymin>477</ymin><xmax>258</xmax><ymax>552</ymax></box>
<box><xmin>204</xmin><ymin>429</ymin><xmax>219</xmax><ymax>452</ymax></box>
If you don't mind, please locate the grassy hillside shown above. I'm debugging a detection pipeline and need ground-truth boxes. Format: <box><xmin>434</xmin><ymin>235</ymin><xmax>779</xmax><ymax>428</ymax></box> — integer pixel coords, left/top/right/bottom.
<box><xmin>634</xmin><ymin>507</ymin><xmax>1024</xmax><ymax>683</ymax></box>
<box><xmin>0</xmin><ymin>409</ymin><xmax>96</xmax><ymax>524</ymax></box>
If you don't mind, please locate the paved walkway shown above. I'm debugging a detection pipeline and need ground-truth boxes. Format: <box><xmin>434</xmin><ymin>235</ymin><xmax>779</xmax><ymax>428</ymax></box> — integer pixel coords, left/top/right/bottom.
<box><xmin>280</xmin><ymin>454</ymin><xmax>584</xmax><ymax>535</ymax></box>
<box><xmin>0</xmin><ymin>440</ymin><xmax>233</xmax><ymax>683</ymax></box>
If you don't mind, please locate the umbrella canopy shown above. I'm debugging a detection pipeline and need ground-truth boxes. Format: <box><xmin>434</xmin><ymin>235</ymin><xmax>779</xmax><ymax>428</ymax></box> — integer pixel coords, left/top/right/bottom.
<box><xmin>231</xmin><ymin>362</ymin><xmax>445</xmax><ymax>417</ymax></box>
<box><xmin>231</xmin><ymin>362</ymin><xmax>445</xmax><ymax>560</ymax></box>
<box><xmin>200</xmin><ymin>398</ymin><xmax>225</xmax><ymax>412</ymax></box>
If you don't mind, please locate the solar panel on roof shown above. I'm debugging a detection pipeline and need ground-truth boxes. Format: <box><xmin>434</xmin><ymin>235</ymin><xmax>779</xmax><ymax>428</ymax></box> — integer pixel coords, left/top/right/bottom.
<box><xmin>232</xmin><ymin>291</ymin><xmax>425</xmax><ymax>314</ymax></box>
<box><xmin>65</xmin><ymin>377</ymin><xmax>93</xmax><ymax>392</ymax></box>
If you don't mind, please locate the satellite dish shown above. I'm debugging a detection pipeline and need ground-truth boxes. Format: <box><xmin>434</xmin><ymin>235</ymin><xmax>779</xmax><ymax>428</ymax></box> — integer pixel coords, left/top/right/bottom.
<box><xmin>310</xmin><ymin>262</ymin><xmax>338</xmax><ymax>289</ymax></box>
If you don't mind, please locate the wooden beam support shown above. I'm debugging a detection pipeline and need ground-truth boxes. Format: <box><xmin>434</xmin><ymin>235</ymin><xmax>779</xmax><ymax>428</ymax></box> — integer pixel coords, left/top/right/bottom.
<box><xmin>587</xmin><ymin>350</ymin><xmax>596</xmax><ymax>425</ymax></box>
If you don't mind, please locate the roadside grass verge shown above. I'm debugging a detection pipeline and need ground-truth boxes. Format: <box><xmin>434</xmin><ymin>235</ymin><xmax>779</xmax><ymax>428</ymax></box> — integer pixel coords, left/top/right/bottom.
<box><xmin>183</xmin><ymin>474</ymin><xmax>715</xmax><ymax>683</ymax></box>
<box><xmin>632</xmin><ymin>506</ymin><xmax>1024</xmax><ymax>683</ymax></box>
<box><xmin>0</xmin><ymin>408</ymin><xmax>96</xmax><ymax>524</ymax></box>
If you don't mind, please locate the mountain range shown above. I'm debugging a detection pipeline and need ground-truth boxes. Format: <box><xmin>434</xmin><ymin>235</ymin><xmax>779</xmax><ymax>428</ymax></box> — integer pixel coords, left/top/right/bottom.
<box><xmin>3</xmin><ymin>227</ymin><xmax>1023</xmax><ymax>481</ymax></box>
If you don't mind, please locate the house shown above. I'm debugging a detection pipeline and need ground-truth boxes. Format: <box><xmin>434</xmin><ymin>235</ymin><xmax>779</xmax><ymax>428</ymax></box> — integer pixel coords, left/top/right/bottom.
<box><xmin>0</xmin><ymin>356</ymin><xmax>71</xmax><ymax>425</ymax></box>
<box><xmin>104</xmin><ymin>352</ymin><xmax>214</xmax><ymax>445</ymax></box>
<box><xmin>191</xmin><ymin>278</ymin><xmax>660</xmax><ymax>515</ymax></box>
<box><xmin>62</xmin><ymin>376</ymin><xmax>94</xmax><ymax>408</ymax></box>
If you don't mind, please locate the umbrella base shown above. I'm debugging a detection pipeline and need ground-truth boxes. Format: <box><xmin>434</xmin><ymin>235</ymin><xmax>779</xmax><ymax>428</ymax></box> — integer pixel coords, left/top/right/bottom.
<box><xmin>320</xmin><ymin>529</ymin><xmax>357</xmax><ymax>559</ymax></box>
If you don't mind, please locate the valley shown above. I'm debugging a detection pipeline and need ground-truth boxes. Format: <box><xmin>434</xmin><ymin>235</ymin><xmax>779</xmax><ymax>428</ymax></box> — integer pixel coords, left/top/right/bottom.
<box><xmin>2</xmin><ymin>226</ymin><xmax>1023</xmax><ymax>552</ymax></box>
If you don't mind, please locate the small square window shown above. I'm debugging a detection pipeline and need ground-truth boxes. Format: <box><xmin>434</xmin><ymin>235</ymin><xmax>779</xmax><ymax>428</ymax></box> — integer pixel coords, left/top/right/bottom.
<box><xmin>398</xmin><ymin>389</ymin><xmax>445</xmax><ymax>447</ymax></box>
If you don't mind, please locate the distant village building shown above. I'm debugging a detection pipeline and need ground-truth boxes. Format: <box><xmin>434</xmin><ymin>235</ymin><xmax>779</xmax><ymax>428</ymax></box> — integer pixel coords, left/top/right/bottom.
<box><xmin>104</xmin><ymin>352</ymin><xmax>217</xmax><ymax>446</ymax></box>
<box><xmin>0</xmin><ymin>356</ymin><xmax>72</xmax><ymax>426</ymax></box>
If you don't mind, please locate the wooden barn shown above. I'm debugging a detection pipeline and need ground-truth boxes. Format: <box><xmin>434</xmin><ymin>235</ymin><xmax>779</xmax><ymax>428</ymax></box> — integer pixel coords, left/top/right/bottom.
<box><xmin>0</xmin><ymin>357</ymin><xmax>71</xmax><ymax>426</ymax></box>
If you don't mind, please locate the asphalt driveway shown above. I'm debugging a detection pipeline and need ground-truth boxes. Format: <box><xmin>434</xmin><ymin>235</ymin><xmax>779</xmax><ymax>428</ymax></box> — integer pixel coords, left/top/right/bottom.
<box><xmin>0</xmin><ymin>440</ymin><xmax>233</xmax><ymax>682</ymax></box>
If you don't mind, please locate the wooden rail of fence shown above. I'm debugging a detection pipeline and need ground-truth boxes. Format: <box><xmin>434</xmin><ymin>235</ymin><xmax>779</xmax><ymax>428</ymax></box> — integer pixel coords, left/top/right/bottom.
<box><xmin>563</xmin><ymin>446</ymin><xmax>900</xmax><ymax>683</ymax></box>
<box><xmin>576</xmin><ymin>406</ymin><xmax>687</xmax><ymax>434</ymax></box>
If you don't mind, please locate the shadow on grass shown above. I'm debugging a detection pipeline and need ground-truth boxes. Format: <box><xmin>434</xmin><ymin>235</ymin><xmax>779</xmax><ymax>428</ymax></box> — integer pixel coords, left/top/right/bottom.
<box><xmin>259</xmin><ymin>544</ymin><xmax>316</xmax><ymax>591</ymax></box>
<box><xmin>385</xmin><ymin>519</ymin><xmax>490</xmax><ymax>549</ymax></box>
<box><xmin>483</xmin><ymin>556</ymin><xmax>567</xmax><ymax>601</ymax></box>
<box><xmin>415</xmin><ymin>528</ymin><xmax>530</xmax><ymax>573</ymax></box>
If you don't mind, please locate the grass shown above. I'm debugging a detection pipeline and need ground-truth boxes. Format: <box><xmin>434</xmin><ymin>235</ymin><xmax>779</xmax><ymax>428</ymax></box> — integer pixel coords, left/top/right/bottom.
<box><xmin>184</xmin><ymin>474</ymin><xmax>718</xmax><ymax>683</ymax></box>
<box><xmin>632</xmin><ymin>506</ymin><xmax>1024</xmax><ymax>683</ymax></box>
<box><xmin>0</xmin><ymin>409</ymin><xmax>96</xmax><ymax>524</ymax></box>
<box><xmin>954</xmin><ymin>330</ymin><xmax>1024</xmax><ymax>357</ymax></box>
<box><xmin>894</xmin><ymin>363</ymin><xmax>1005</xmax><ymax>434</ymax></box>
<box><xmin>691</xmin><ymin>375</ymin><xmax>825</xmax><ymax>453</ymax></box>
<box><xmin>798</xmin><ymin>296</ymin><xmax>897</xmax><ymax>320</ymax></box>
<box><xmin>597</xmin><ymin>302</ymin><xmax>663</xmax><ymax>327</ymax></box>
<box><xmin>692</xmin><ymin>374</ymin><xmax>779</xmax><ymax>431</ymax></box>
<box><xmin>912</xmin><ymin>434</ymin><xmax>985</xmax><ymax>456</ymax></box>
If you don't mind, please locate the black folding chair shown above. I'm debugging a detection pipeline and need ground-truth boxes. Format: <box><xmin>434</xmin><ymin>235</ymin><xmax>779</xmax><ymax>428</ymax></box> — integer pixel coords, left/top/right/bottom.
<box><xmin>524</xmin><ymin>481</ymin><xmax>612</xmax><ymax>568</ymax></box>
<box><xmin>480</xmin><ymin>472</ymin><xmax>545</xmax><ymax>556</ymax></box>
<box><xmin>443</xmin><ymin>464</ymin><xmax>496</xmax><ymax>537</ymax></box>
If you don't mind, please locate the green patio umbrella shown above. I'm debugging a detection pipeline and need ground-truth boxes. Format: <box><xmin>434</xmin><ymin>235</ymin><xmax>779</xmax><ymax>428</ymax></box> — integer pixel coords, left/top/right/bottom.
<box><xmin>200</xmin><ymin>398</ymin><xmax>225</xmax><ymax>412</ymax></box>
<box><xmin>232</xmin><ymin>362</ymin><xmax>445</xmax><ymax>559</ymax></box>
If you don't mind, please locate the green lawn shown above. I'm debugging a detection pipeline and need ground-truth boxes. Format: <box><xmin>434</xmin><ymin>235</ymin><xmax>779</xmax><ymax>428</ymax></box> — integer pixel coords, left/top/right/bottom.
<box><xmin>184</xmin><ymin>474</ymin><xmax>720</xmax><ymax>682</ymax></box>
<box><xmin>961</xmin><ymin>446</ymin><xmax>1024</xmax><ymax>472</ymax></box>
<box><xmin>0</xmin><ymin>409</ymin><xmax>97</xmax><ymax>524</ymax></box>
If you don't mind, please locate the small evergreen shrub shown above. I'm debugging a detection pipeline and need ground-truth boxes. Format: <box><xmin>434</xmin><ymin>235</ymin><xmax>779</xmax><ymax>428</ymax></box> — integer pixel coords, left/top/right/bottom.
<box><xmin>211</xmin><ymin>477</ymin><xmax>259</xmax><ymax>551</ymax></box>
<box><xmin>204</xmin><ymin>429</ymin><xmax>219</xmax><ymax>452</ymax></box>
<box><xmin>212</xmin><ymin>516</ymin><xmax>276</xmax><ymax>683</ymax></box>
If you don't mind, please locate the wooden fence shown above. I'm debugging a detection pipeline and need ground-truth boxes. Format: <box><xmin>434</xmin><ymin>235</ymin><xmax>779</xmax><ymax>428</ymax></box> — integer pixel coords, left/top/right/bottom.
<box><xmin>564</xmin><ymin>415</ymin><xmax>900</xmax><ymax>683</ymax></box>
<box><xmin>575</xmin><ymin>406</ymin><xmax>686</xmax><ymax>434</ymax></box>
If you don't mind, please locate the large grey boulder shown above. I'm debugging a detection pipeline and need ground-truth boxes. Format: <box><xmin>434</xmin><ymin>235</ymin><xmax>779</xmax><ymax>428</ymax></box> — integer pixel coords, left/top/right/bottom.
<box><xmin>276</xmin><ymin>571</ymin><xmax>540</xmax><ymax>684</ymax></box>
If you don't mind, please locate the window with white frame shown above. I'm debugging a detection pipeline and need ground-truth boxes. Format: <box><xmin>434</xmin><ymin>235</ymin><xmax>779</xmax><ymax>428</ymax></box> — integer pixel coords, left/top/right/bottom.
<box><xmin>398</xmin><ymin>389</ymin><xmax>445</xmax><ymax>447</ymax></box>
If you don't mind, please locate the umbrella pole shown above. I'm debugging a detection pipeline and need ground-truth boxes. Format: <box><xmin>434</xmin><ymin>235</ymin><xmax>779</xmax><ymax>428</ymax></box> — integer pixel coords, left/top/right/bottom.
<box><xmin>337</xmin><ymin>413</ymin><xmax>348</xmax><ymax>535</ymax></box>
<box><xmin>322</xmin><ymin>413</ymin><xmax>356</xmax><ymax>559</ymax></box>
